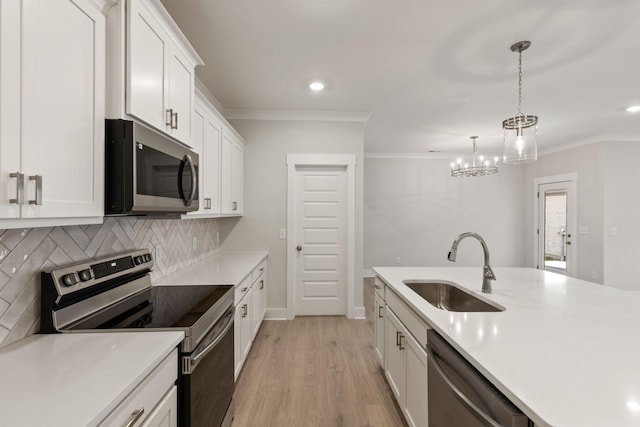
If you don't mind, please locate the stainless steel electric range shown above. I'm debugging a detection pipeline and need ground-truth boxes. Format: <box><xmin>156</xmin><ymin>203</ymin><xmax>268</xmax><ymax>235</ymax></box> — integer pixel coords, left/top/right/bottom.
<box><xmin>40</xmin><ymin>249</ymin><xmax>234</xmax><ymax>427</ymax></box>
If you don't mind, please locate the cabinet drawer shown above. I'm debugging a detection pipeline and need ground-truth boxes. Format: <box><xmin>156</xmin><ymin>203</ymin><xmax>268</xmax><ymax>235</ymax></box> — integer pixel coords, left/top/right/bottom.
<box><xmin>252</xmin><ymin>260</ymin><xmax>267</xmax><ymax>284</ymax></box>
<box><xmin>235</xmin><ymin>275</ymin><xmax>252</xmax><ymax>306</ymax></box>
<box><xmin>386</xmin><ymin>288</ymin><xmax>429</xmax><ymax>349</ymax></box>
<box><xmin>99</xmin><ymin>350</ymin><xmax>178</xmax><ymax>426</ymax></box>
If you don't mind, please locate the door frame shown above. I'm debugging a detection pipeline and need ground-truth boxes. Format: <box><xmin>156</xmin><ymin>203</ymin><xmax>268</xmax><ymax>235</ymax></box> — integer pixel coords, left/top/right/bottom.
<box><xmin>286</xmin><ymin>154</ymin><xmax>356</xmax><ymax>320</ymax></box>
<box><xmin>533</xmin><ymin>173</ymin><xmax>578</xmax><ymax>276</ymax></box>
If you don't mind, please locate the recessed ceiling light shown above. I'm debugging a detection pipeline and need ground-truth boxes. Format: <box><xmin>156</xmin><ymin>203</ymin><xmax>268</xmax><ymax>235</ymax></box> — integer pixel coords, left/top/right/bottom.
<box><xmin>309</xmin><ymin>81</ymin><xmax>325</xmax><ymax>92</ymax></box>
<box><xmin>626</xmin><ymin>105</ymin><xmax>640</xmax><ymax>113</ymax></box>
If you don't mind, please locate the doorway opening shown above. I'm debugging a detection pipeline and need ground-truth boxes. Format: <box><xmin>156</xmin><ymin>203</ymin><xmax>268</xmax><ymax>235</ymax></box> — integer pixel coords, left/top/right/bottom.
<box><xmin>534</xmin><ymin>174</ymin><xmax>577</xmax><ymax>276</ymax></box>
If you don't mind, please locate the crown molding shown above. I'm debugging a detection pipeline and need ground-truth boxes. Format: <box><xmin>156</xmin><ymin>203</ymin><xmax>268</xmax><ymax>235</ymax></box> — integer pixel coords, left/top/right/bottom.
<box><xmin>364</xmin><ymin>152</ymin><xmax>453</xmax><ymax>159</ymax></box>
<box><xmin>223</xmin><ymin>109</ymin><xmax>371</xmax><ymax>123</ymax></box>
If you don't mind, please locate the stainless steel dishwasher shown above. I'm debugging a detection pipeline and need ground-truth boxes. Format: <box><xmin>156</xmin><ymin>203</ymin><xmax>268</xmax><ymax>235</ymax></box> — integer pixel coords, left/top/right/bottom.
<box><xmin>426</xmin><ymin>330</ymin><xmax>531</xmax><ymax>426</ymax></box>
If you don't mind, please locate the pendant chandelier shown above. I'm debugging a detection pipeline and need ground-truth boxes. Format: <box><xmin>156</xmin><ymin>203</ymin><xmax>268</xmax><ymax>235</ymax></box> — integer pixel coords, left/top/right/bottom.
<box><xmin>450</xmin><ymin>136</ymin><xmax>498</xmax><ymax>177</ymax></box>
<box><xmin>502</xmin><ymin>41</ymin><xmax>538</xmax><ymax>164</ymax></box>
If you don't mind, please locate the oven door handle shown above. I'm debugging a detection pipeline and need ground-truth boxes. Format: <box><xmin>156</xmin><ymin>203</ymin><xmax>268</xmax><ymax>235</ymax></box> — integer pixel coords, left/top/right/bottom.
<box><xmin>426</xmin><ymin>345</ymin><xmax>501</xmax><ymax>427</ymax></box>
<box><xmin>186</xmin><ymin>308</ymin><xmax>234</xmax><ymax>373</ymax></box>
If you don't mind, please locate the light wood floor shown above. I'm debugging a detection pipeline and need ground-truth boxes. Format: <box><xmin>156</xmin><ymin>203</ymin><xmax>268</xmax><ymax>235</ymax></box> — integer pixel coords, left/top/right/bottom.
<box><xmin>233</xmin><ymin>278</ymin><xmax>406</xmax><ymax>427</ymax></box>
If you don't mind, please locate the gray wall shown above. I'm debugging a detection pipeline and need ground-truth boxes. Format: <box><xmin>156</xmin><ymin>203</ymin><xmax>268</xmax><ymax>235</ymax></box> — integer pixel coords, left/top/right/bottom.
<box><xmin>602</xmin><ymin>142</ymin><xmax>640</xmax><ymax>290</ymax></box>
<box><xmin>364</xmin><ymin>157</ymin><xmax>528</xmax><ymax>270</ymax></box>
<box><xmin>220</xmin><ymin>119</ymin><xmax>365</xmax><ymax>317</ymax></box>
<box><xmin>523</xmin><ymin>143</ymin><xmax>605</xmax><ymax>283</ymax></box>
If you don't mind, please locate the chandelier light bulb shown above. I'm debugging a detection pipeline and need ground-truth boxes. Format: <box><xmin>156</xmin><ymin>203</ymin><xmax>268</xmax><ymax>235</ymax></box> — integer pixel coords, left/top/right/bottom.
<box><xmin>450</xmin><ymin>136</ymin><xmax>499</xmax><ymax>177</ymax></box>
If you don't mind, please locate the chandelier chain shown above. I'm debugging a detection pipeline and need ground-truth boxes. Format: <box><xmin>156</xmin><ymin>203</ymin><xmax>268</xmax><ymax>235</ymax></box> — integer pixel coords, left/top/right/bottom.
<box><xmin>517</xmin><ymin>49</ymin><xmax>523</xmax><ymax>116</ymax></box>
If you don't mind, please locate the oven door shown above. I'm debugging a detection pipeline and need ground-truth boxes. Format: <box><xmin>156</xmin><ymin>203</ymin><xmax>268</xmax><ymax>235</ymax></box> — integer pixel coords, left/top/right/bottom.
<box><xmin>180</xmin><ymin>306</ymin><xmax>234</xmax><ymax>427</ymax></box>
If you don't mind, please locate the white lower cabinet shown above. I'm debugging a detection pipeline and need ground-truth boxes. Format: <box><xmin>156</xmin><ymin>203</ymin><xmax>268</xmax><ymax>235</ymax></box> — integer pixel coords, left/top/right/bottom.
<box><xmin>384</xmin><ymin>293</ymin><xmax>429</xmax><ymax>427</ymax></box>
<box><xmin>251</xmin><ymin>269</ymin><xmax>267</xmax><ymax>338</ymax></box>
<box><xmin>234</xmin><ymin>287</ymin><xmax>253</xmax><ymax>380</ymax></box>
<box><xmin>141</xmin><ymin>387</ymin><xmax>178</xmax><ymax>427</ymax></box>
<box><xmin>374</xmin><ymin>289</ymin><xmax>386</xmax><ymax>365</ymax></box>
<box><xmin>99</xmin><ymin>350</ymin><xmax>178</xmax><ymax>427</ymax></box>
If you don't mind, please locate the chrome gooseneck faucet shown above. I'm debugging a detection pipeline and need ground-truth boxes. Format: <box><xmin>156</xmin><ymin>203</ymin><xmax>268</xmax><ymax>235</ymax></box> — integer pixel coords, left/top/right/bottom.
<box><xmin>447</xmin><ymin>232</ymin><xmax>496</xmax><ymax>293</ymax></box>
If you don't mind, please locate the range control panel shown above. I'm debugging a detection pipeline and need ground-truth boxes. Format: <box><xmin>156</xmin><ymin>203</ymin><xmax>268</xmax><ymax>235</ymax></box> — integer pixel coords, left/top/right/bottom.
<box><xmin>42</xmin><ymin>249</ymin><xmax>153</xmax><ymax>298</ymax></box>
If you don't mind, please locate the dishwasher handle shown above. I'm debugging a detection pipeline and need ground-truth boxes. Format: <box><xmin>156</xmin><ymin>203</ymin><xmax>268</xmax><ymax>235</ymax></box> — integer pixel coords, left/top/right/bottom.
<box><xmin>426</xmin><ymin>344</ymin><xmax>501</xmax><ymax>427</ymax></box>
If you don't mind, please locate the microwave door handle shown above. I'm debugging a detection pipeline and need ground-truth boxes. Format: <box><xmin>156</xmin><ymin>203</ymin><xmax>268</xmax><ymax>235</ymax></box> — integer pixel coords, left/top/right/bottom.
<box><xmin>184</xmin><ymin>154</ymin><xmax>197</xmax><ymax>205</ymax></box>
<box><xmin>177</xmin><ymin>154</ymin><xmax>197</xmax><ymax>206</ymax></box>
<box><xmin>426</xmin><ymin>345</ymin><xmax>501</xmax><ymax>427</ymax></box>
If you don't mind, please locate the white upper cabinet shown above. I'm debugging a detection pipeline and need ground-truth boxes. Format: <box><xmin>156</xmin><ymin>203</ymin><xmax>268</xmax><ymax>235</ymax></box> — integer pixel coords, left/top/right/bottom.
<box><xmin>185</xmin><ymin>87</ymin><xmax>244</xmax><ymax>219</ymax></box>
<box><xmin>221</xmin><ymin>130</ymin><xmax>244</xmax><ymax>216</ymax></box>
<box><xmin>0</xmin><ymin>0</ymin><xmax>107</xmax><ymax>228</ymax></box>
<box><xmin>108</xmin><ymin>0</ymin><xmax>202</xmax><ymax>145</ymax></box>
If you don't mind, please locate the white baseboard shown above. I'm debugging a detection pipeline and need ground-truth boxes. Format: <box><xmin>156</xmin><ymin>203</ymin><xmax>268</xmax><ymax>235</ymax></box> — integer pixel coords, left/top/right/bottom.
<box><xmin>363</xmin><ymin>269</ymin><xmax>375</xmax><ymax>278</ymax></box>
<box><xmin>350</xmin><ymin>306</ymin><xmax>366</xmax><ymax>319</ymax></box>
<box><xmin>265</xmin><ymin>308</ymin><xmax>289</xmax><ymax>320</ymax></box>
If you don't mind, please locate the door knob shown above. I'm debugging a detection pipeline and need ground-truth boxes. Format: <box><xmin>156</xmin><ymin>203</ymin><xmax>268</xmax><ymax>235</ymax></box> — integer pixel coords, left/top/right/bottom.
<box><xmin>296</xmin><ymin>246</ymin><xmax>302</xmax><ymax>251</ymax></box>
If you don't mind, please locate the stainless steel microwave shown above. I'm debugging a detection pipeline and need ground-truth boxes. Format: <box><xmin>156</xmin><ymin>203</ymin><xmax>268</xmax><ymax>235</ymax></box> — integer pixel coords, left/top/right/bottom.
<box><xmin>105</xmin><ymin>119</ymin><xmax>199</xmax><ymax>215</ymax></box>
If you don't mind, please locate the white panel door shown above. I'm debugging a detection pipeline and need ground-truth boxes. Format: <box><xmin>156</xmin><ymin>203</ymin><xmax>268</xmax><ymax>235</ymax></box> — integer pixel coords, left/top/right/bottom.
<box><xmin>294</xmin><ymin>166</ymin><xmax>347</xmax><ymax>315</ymax></box>
<box><xmin>20</xmin><ymin>0</ymin><xmax>104</xmax><ymax>218</ymax></box>
<box><xmin>220</xmin><ymin>133</ymin><xmax>233</xmax><ymax>214</ymax></box>
<box><xmin>140</xmin><ymin>386</ymin><xmax>178</xmax><ymax>427</ymax></box>
<box><xmin>189</xmin><ymin>108</ymin><xmax>206</xmax><ymax>215</ymax></box>
<box><xmin>127</xmin><ymin>0</ymin><xmax>167</xmax><ymax>130</ymax></box>
<box><xmin>231</xmin><ymin>140</ymin><xmax>243</xmax><ymax>214</ymax></box>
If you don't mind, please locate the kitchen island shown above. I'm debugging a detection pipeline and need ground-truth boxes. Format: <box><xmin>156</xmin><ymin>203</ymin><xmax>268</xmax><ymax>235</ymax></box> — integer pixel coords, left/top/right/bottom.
<box><xmin>373</xmin><ymin>266</ymin><xmax>640</xmax><ymax>426</ymax></box>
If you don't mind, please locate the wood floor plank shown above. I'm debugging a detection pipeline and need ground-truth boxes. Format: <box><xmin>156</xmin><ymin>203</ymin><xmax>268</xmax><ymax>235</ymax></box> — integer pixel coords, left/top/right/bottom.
<box><xmin>233</xmin><ymin>279</ymin><xmax>406</xmax><ymax>427</ymax></box>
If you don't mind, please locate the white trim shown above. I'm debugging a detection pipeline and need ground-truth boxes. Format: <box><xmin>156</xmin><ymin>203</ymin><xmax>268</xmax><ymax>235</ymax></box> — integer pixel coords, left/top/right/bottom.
<box><xmin>264</xmin><ymin>308</ymin><xmax>288</xmax><ymax>320</ymax></box>
<box><xmin>364</xmin><ymin>152</ymin><xmax>453</xmax><ymax>160</ymax></box>
<box><xmin>195</xmin><ymin>77</ymin><xmax>226</xmax><ymax>114</ymax></box>
<box><xmin>286</xmin><ymin>154</ymin><xmax>358</xmax><ymax>320</ymax></box>
<box><xmin>363</xmin><ymin>269</ymin><xmax>376</xmax><ymax>277</ymax></box>
<box><xmin>225</xmin><ymin>109</ymin><xmax>371</xmax><ymax>123</ymax></box>
<box><xmin>533</xmin><ymin>173</ymin><xmax>578</xmax><ymax>275</ymax></box>
<box><xmin>352</xmin><ymin>306</ymin><xmax>366</xmax><ymax>319</ymax></box>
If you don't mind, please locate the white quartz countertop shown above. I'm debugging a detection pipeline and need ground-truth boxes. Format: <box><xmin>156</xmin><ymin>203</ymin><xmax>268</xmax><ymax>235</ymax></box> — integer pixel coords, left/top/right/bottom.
<box><xmin>0</xmin><ymin>331</ymin><xmax>183</xmax><ymax>427</ymax></box>
<box><xmin>153</xmin><ymin>251</ymin><xmax>268</xmax><ymax>287</ymax></box>
<box><xmin>373</xmin><ymin>266</ymin><xmax>640</xmax><ymax>427</ymax></box>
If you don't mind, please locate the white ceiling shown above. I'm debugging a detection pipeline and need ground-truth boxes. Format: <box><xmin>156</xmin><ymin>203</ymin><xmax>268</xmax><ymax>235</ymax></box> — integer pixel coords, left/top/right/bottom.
<box><xmin>160</xmin><ymin>0</ymin><xmax>640</xmax><ymax>156</ymax></box>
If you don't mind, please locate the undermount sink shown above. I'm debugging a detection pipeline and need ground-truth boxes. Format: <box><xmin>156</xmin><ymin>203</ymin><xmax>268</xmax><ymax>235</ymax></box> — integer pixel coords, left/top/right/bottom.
<box><xmin>403</xmin><ymin>280</ymin><xmax>505</xmax><ymax>312</ymax></box>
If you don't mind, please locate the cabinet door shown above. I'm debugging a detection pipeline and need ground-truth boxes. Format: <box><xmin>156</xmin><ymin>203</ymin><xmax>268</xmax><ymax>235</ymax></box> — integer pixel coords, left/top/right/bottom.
<box><xmin>251</xmin><ymin>274</ymin><xmax>266</xmax><ymax>338</ymax></box>
<box><xmin>140</xmin><ymin>386</ymin><xmax>178</xmax><ymax>427</ymax></box>
<box><xmin>234</xmin><ymin>289</ymin><xmax>253</xmax><ymax>380</ymax></box>
<box><xmin>404</xmin><ymin>329</ymin><xmax>428</xmax><ymax>427</ymax></box>
<box><xmin>220</xmin><ymin>133</ymin><xmax>233</xmax><ymax>214</ymax></box>
<box><xmin>375</xmin><ymin>293</ymin><xmax>385</xmax><ymax>366</ymax></box>
<box><xmin>202</xmin><ymin>118</ymin><xmax>221</xmax><ymax>213</ymax></box>
<box><xmin>234</xmin><ymin>301</ymin><xmax>244</xmax><ymax>379</ymax></box>
<box><xmin>385</xmin><ymin>310</ymin><xmax>405</xmax><ymax>402</ymax></box>
<box><xmin>188</xmin><ymin>108</ymin><xmax>206</xmax><ymax>215</ymax></box>
<box><xmin>167</xmin><ymin>49</ymin><xmax>193</xmax><ymax>143</ymax></box>
<box><xmin>20</xmin><ymin>0</ymin><xmax>104</xmax><ymax>218</ymax></box>
<box><xmin>240</xmin><ymin>289</ymin><xmax>253</xmax><ymax>361</ymax></box>
<box><xmin>231</xmin><ymin>140</ymin><xmax>244</xmax><ymax>215</ymax></box>
<box><xmin>127</xmin><ymin>0</ymin><xmax>168</xmax><ymax>131</ymax></box>
<box><xmin>0</xmin><ymin>0</ymin><xmax>22</xmax><ymax>218</ymax></box>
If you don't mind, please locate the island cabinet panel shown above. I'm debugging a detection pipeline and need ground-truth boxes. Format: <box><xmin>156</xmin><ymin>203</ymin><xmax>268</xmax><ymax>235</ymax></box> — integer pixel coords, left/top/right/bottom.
<box><xmin>0</xmin><ymin>0</ymin><xmax>105</xmax><ymax>228</ymax></box>
<box><xmin>382</xmin><ymin>284</ymin><xmax>430</xmax><ymax>427</ymax></box>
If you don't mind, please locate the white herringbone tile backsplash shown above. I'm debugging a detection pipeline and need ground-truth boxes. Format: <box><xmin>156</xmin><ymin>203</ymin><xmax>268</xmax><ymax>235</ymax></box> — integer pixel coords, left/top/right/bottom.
<box><xmin>0</xmin><ymin>217</ymin><xmax>221</xmax><ymax>349</ymax></box>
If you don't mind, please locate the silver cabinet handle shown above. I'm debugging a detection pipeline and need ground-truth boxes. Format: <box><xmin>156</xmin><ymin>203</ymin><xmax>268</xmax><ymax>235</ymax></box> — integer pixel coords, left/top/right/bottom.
<box><xmin>396</xmin><ymin>331</ymin><xmax>402</xmax><ymax>347</ymax></box>
<box><xmin>259</xmin><ymin>280</ymin><xmax>264</xmax><ymax>290</ymax></box>
<box><xmin>242</xmin><ymin>304</ymin><xmax>248</xmax><ymax>317</ymax></box>
<box><xmin>399</xmin><ymin>334</ymin><xmax>405</xmax><ymax>351</ymax></box>
<box><xmin>426</xmin><ymin>345</ymin><xmax>501</xmax><ymax>427</ymax></box>
<box><xmin>9</xmin><ymin>172</ymin><xmax>24</xmax><ymax>205</ymax></box>
<box><xmin>259</xmin><ymin>267</ymin><xmax>265</xmax><ymax>272</ymax></box>
<box><xmin>374</xmin><ymin>284</ymin><xmax>381</xmax><ymax>290</ymax></box>
<box><xmin>204</xmin><ymin>198</ymin><xmax>211</xmax><ymax>209</ymax></box>
<box><xmin>378</xmin><ymin>306</ymin><xmax>384</xmax><ymax>318</ymax></box>
<box><xmin>173</xmin><ymin>111</ymin><xmax>178</xmax><ymax>129</ymax></box>
<box><xmin>232</xmin><ymin>201</ymin><xmax>237</xmax><ymax>211</ymax></box>
<box><xmin>165</xmin><ymin>108</ymin><xmax>173</xmax><ymax>127</ymax></box>
<box><xmin>241</xmin><ymin>287</ymin><xmax>248</xmax><ymax>292</ymax></box>
<box><xmin>125</xmin><ymin>408</ymin><xmax>145</xmax><ymax>427</ymax></box>
<box><xmin>28</xmin><ymin>175</ymin><xmax>42</xmax><ymax>205</ymax></box>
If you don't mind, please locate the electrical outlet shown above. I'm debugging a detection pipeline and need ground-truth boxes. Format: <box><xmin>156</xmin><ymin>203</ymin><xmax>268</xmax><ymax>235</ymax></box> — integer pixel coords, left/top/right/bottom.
<box><xmin>192</xmin><ymin>236</ymin><xmax>198</xmax><ymax>250</ymax></box>
<box><xmin>279</xmin><ymin>228</ymin><xmax>286</xmax><ymax>240</ymax></box>
<box><xmin>395</xmin><ymin>256</ymin><xmax>401</xmax><ymax>264</ymax></box>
